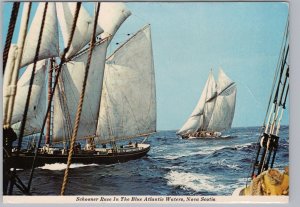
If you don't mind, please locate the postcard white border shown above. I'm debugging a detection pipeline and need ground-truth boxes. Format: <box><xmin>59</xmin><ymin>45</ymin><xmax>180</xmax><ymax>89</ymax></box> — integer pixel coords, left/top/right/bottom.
<box><xmin>1</xmin><ymin>0</ymin><xmax>300</xmax><ymax>206</ymax></box>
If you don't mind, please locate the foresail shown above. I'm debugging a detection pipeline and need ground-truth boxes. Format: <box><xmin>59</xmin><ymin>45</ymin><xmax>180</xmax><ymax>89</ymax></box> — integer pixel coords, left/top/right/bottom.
<box><xmin>56</xmin><ymin>2</ymin><xmax>104</xmax><ymax>59</ymax></box>
<box><xmin>10</xmin><ymin>60</ymin><xmax>48</xmax><ymax>136</ymax></box>
<box><xmin>52</xmin><ymin>40</ymin><xmax>109</xmax><ymax>143</ymax></box>
<box><xmin>177</xmin><ymin>115</ymin><xmax>203</xmax><ymax>135</ymax></box>
<box><xmin>207</xmin><ymin>70</ymin><xmax>237</xmax><ymax>132</ymax></box>
<box><xmin>98</xmin><ymin>2</ymin><xmax>131</xmax><ymax>44</ymax></box>
<box><xmin>20</xmin><ymin>3</ymin><xmax>59</xmax><ymax>68</ymax></box>
<box><xmin>177</xmin><ymin>72</ymin><xmax>216</xmax><ymax>135</ymax></box>
<box><xmin>95</xmin><ymin>25</ymin><xmax>156</xmax><ymax>144</ymax></box>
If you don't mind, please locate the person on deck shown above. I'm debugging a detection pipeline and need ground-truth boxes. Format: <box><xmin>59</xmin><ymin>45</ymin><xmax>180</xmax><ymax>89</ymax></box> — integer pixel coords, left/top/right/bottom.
<box><xmin>3</xmin><ymin>127</ymin><xmax>17</xmax><ymax>195</ymax></box>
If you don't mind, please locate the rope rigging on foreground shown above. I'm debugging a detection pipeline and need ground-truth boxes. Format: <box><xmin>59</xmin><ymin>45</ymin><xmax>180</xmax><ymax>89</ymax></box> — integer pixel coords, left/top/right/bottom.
<box><xmin>60</xmin><ymin>2</ymin><xmax>101</xmax><ymax>195</ymax></box>
<box><xmin>239</xmin><ymin>18</ymin><xmax>290</xmax><ymax>196</ymax></box>
<box><xmin>27</xmin><ymin>2</ymin><xmax>82</xmax><ymax>193</ymax></box>
<box><xmin>3</xmin><ymin>2</ymin><xmax>20</xmax><ymax>73</ymax></box>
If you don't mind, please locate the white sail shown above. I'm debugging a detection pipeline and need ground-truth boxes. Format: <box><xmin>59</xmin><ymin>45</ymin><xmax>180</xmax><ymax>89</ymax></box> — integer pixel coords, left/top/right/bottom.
<box><xmin>98</xmin><ymin>2</ymin><xmax>131</xmax><ymax>43</ymax></box>
<box><xmin>95</xmin><ymin>25</ymin><xmax>156</xmax><ymax>144</ymax></box>
<box><xmin>56</xmin><ymin>2</ymin><xmax>104</xmax><ymax>59</ymax></box>
<box><xmin>216</xmin><ymin>68</ymin><xmax>235</xmax><ymax>94</ymax></box>
<box><xmin>177</xmin><ymin>71</ymin><xmax>216</xmax><ymax>135</ymax></box>
<box><xmin>10</xmin><ymin>60</ymin><xmax>48</xmax><ymax>136</ymax></box>
<box><xmin>20</xmin><ymin>3</ymin><xmax>59</xmax><ymax>68</ymax></box>
<box><xmin>3</xmin><ymin>44</ymin><xmax>18</xmax><ymax>122</ymax></box>
<box><xmin>52</xmin><ymin>39</ymin><xmax>109</xmax><ymax>143</ymax></box>
<box><xmin>207</xmin><ymin>69</ymin><xmax>237</xmax><ymax>132</ymax></box>
<box><xmin>201</xmin><ymin>73</ymin><xmax>217</xmax><ymax>130</ymax></box>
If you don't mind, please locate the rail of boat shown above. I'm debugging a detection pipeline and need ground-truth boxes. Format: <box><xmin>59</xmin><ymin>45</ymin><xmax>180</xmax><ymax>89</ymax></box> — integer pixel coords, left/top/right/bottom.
<box><xmin>19</xmin><ymin>143</ymin><xmax>150</xmax><ymax>156</ymax></box>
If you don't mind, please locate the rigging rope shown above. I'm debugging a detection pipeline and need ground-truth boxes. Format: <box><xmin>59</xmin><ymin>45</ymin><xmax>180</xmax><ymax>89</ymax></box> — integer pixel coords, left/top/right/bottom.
<box><xmin>247</xmin><ymin>17</ymin><xmax>289</xmax><ymax>186</ymax></box>
<box><xmin>60</xmin><ymin>2</ymin><xmax>101</xmax><ymax>195</ymax></box>
<box><xmin>262</xmin><ymin>17</ymin><xmax>289</xmax><ymax>127</ymax></box>
<box><xmin>3</xmin><ymin>2</ymin><xmax>20</xmax><ymax>73</ymax></box>
<box><xmin>8</xmin><ymin>2</ymin><xmax>46</xmax><ymax>195</ymax></box>
<box><xmin>27</xmin><ymin>2</ymin><xmax>82</xmax><ymax>192</ymax></box>
<box><xmin>3</xmin><ymin>2</ymin><xmax>32</xmax><ymax>128</ymax></box>
<box><xmin>17</xmin><ymin>2</ymin><xmax>48</xmax><ymax>154</ymax></box>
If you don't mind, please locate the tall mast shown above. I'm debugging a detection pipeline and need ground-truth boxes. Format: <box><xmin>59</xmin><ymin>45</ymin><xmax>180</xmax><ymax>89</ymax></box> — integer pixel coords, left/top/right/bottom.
<box><xmin>45</xmin><ymin>58</ymin><xmax>54</xmax><ymax>145</ymax></box>
<box><xmin>250</xmin><ymin>21</ymin><xmax>289</xmax><ymax>178</ymax></box>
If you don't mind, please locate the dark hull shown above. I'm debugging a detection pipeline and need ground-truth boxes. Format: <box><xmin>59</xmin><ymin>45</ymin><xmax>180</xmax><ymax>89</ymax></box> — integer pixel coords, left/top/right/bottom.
<box><xmin>10</xmin><ymin>146</ymin><xmax>150</xmax><ymax>169</ymax></box>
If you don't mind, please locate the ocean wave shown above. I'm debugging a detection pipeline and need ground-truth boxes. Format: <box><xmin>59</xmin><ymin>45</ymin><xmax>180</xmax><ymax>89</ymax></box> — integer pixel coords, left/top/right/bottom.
<box><xmin>165</xmin><ymin>170</ymin><xmax>229</xmax><ymax>193</ymax></box>
<box><xmin>152</xmin><ymin>146</ymin><xmax>224</xmax><ymax>160</ymax></box>
<box><xmin>38</xmin><ymin>163</ymin><xmax>99</xmax><ymax>171</ymax></box>
<box><xmin>216</xmin><ymin>142</ymin><xmax>255</xmax><ymax>152</ymax></box>
<box><xmin>153</xmin><ymin>143</ymin><xmax>255</xmax><ymax>160</ymax></box>
<box><xmin>210</xmin><ymin>159</ymin><xmax>241</xmax><ymax>170</ymax></box>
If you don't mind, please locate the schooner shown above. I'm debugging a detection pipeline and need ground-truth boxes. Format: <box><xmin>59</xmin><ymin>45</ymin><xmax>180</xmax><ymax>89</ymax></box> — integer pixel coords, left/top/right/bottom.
<box><xmin>177</xmin><ymin>69</ymin><xmax>236</xmax><ymax>139</ymax></box>
<box><xmin>3</xmin><ymin>2</ymin><xmax>156</xmax><ymax>170</ymax></box>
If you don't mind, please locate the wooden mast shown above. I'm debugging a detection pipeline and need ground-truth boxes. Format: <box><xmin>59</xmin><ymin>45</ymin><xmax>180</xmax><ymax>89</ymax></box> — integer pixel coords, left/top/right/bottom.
<box><xmin>45</xmin><ymin>58</ymin><xmax>54</xmax><ymax>145</ymax></box>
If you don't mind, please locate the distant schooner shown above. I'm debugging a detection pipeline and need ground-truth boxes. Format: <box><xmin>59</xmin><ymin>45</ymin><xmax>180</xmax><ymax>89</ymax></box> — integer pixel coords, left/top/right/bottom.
<box><xmin>177</xmin><ymin>69</ymin><xmax>236</xmax><ymax>139</ymax></box>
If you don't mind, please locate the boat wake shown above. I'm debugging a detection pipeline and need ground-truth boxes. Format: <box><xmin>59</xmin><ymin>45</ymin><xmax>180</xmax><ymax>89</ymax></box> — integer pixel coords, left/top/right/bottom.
<box><xmin>38</xmin><ymin>163</ymin><xmax>99</xmax><ymax>171</ymax></box>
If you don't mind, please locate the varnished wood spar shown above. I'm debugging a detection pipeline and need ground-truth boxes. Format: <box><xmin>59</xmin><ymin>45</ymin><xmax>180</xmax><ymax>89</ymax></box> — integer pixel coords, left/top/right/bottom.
<box><xmin>46</xmin><ymin>58</ymin><xmax>54</xmax><ymax>145</ymax></box>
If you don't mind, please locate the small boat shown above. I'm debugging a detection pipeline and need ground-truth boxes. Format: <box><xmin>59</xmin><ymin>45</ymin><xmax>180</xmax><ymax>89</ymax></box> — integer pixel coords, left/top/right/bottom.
<box><xmin>177</xmin><ymin>69</ymin><xmax>236</xmax><ymax>139</ymax></box>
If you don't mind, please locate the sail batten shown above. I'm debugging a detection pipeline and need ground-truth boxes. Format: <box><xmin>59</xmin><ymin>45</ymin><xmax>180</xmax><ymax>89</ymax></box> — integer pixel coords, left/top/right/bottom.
<box><xmin>95</xmin><ymin>25</ymin><xmax>156</xmax><ymax>143</ymax></box>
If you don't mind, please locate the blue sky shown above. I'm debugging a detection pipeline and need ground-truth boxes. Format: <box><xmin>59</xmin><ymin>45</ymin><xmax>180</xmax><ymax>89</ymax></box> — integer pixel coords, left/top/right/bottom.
<box><xmin>2</xmin><ymin>2</ymin><xmax>289</xmax><ymax>130</ymax></box>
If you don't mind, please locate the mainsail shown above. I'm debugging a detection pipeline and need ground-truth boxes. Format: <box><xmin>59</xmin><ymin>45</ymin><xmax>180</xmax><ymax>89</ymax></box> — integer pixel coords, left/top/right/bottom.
<box><xmin>177</xmin><ymin>69</ymin><xmax>236</xmax><ymax>135</ymax></box>
<box><xmin>52</xmin><ymin>39</ymin><xmax>109</xmax><ymax>143</ymax></box>
<box><xmin>95</xmin><ymin>25</ymin><xmax>156</xmax><ymax>144</ymax></box>
<box><xmin>206</xmin><ymin>69</ymin><xmax>237</xmax><ymax>132</ymax></box>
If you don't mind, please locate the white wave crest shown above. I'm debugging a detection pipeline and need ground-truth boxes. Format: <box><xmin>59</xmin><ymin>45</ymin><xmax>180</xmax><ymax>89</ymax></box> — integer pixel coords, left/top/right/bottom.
<box><xmin>38</xmin><ymin>163</ymin><xmax>98</xmax><ymax>171</ymax></box>
<box><xmin>210</xmin><ymin>159</ymin><xmax>241</xmax><ymax>170</ymax></box>
<box><xmin>165</xmin><ymin>171</ymin><xmax>228</xmax><ymax>193</ymax></box>
<box><xmin>153</xmin><ymin>142</ymin><xmax>254</xmax><ymax>161</ymax></box>
<box><xmin>233</xmin><ymin>142</ymin><xmax>254</xmax><ymax>150</ymax></box>
<box><xmin>153</xmin><ymin>146</ymin><xmax>226</xmax><ymax>160</ymax></box>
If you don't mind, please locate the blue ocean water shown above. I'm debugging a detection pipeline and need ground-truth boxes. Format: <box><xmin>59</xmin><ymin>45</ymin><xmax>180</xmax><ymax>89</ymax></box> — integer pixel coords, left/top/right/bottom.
<box><xmin>14</xmin><ymin>126</ymin><xmax>289</xmax><ymax>195</ymax></box>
